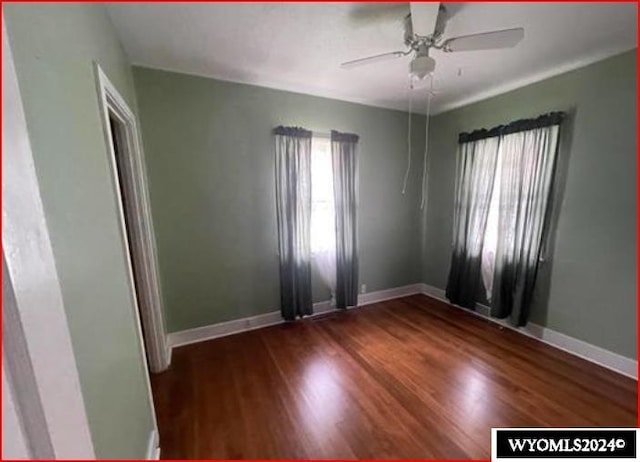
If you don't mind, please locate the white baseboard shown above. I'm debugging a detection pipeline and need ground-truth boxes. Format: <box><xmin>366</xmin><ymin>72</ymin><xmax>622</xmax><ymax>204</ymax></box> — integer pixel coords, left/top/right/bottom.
<box><xmin>168</xmin><ymin>284</ymin><xmax>423</xmax><ymax>350</ymax></box>
<box><xmin>166</xmin><ymin>282</ymin><xmax>635</xmax><ymax>379</ymax></box>
<box><xmin>358</xmin><ymin>283</ymin><xmax>423</xmax><ymax>306</ymax></box>
<box><xmin>169</xmin><ymin>310</ymin><xmax>284</xmax><ymax>348</ymax></box>
<box><xmin>420</xmin><ymin>283</ymin><xmax>637</xmax><ymax>379</ymax></box>
<box><xmin>146</xmin><ymin>429</ymin><xmax>159</xmax><ymax>460</ymax></box>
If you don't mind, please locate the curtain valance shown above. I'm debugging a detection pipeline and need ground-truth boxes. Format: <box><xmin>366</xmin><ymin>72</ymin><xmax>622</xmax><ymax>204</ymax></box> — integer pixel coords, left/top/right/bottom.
<box><xmin>331</xmin><ymin>130</ymin><xmax>359</xmax><ymax>143</ymax></box>
<box><xmin>459</xmin><ymin>112</ymin><xmax>564</xmax><ymax>143</ymax></box>
<box><xmin>273</xmin><ymin>126</ymin><xmax>312</xmax><ymax>138</ymax></box>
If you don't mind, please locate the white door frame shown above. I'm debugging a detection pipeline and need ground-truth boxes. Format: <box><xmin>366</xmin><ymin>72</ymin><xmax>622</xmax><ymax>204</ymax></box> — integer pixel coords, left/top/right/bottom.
<box><xmin>2</xmin><ymin>18</ymin><xmax>95</xmax><ymax>458</ymax></box>
<box><xmin>94</xmin><ymin>64</ymin><xmax>170</xmax><ymax>373</ymax></box>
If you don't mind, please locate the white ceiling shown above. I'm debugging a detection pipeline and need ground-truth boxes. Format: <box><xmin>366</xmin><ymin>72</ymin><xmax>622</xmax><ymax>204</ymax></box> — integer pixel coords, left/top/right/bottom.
<box><xmin>106</xmin><ymin>2</ymin><xmax>637</xmax><ymax>114</ymax></box>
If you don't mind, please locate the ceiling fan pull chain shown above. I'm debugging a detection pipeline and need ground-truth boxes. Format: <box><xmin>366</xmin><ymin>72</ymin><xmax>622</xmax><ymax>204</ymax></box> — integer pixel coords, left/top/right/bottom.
<box><xmin>420</xmin><ymin>75</ymin><xmax>433</xmax><ymax>211</ymax></box>
<box><xmin>401</xmin><ymin>77</ymin><xmax>415</xmax><ymax>195</ymax></box>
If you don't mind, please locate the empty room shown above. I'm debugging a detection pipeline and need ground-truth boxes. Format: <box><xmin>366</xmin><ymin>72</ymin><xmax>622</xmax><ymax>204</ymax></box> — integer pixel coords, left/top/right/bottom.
<box><xmin>2</xmin><ymin>1</ymin><xmax>637</xmax><ymax>460</ymax></box>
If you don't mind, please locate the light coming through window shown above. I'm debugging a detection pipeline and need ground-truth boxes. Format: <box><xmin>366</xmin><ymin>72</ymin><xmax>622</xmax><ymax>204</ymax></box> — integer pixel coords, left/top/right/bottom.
<box><xmin>310</xmin><ymin>136</ymin><xmax>335</xmax><ymax>254</ymax></box>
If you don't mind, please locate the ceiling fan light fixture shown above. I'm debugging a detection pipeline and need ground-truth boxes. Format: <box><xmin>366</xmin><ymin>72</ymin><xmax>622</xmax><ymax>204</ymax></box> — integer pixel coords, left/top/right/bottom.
<box><xmin>410</xmin><ymin>56</ymin><xmax>436</xmax><ymax>80</ymax></box>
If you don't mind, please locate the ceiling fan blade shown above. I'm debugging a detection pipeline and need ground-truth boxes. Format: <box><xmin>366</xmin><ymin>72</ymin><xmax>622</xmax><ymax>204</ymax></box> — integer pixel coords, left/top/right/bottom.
<box><xmin>348</xmin><ymin>3</ymin><xmax>410</xmax><ymax>26</ymax></box>
<box><xmin>340</xmin><ymin>50</ymin><xmax>409</xmax><ymax>69</ymax></box>
<box><xmin>409</xmin><ymin>2</ymin><xmax>440</xmax><ymax>37</ymax></box>
<box><xmin>442</xmin><ymin>27</ymin><xmax>524</xmax><ymax>52</ymax></box>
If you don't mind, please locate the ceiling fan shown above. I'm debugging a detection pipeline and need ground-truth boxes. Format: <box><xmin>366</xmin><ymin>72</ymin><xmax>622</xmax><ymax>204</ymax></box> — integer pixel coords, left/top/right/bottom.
<box><xmin>341</xmin><ymin>3</ymin><xmax>525</xmax><ymax>81</ymax></box>
<box><xmin>341</xmin><ymin>4</ymin><xmax>524</xmax><ymax>209</ymax></box>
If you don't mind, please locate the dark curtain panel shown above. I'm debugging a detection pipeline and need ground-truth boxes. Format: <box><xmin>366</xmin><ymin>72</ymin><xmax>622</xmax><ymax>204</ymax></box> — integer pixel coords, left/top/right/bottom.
<box><xmin>491</xmin><ymin>123</ymin><xmax>561</xmax><ymax>325</ymax></box>
<box><xmin>446</xmin><ymin>137</ymin><xmax>500</xmax><ymax>309</ymax></box>
<box><xmin>274</xmin><ymin>126</ymin><xmax>313</xmax><ymax>320</ymax></box>
<box><xmin>331</xmin><ymin>130</ymin><xmax>359</xmax><ymax>309</ymax></box>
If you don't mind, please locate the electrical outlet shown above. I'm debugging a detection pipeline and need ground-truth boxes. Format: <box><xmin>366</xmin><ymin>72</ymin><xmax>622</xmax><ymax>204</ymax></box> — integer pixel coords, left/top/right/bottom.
<box><xmin>360</xmin><ymin>284</ymin><xmax>367</xmax><ymax>294</ymax></box>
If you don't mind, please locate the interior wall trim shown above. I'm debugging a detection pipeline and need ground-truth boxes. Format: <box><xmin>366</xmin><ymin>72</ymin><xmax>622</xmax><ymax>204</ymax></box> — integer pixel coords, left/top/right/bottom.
<box><xmin>95</xmin><ymin>63</ymin><xmax>170</xmax><ymax>374</ymax></box>
<box><xmin>146</xmin><ymin>430</ymin><xmax>160</xmax><ymax>460</ymax></box>
<box><xmin>167</xmin><ymin>282</ymin><xmax>635</xmax><ymax>380</ymax></box>
<box><xmin>420</xmin><ymin>284</ymin><xmax>637</xmax><ymax>379</ymax></box>
<box><xmin>167</xmin><ymin>284</ymin><xmax>424</xmax><ymax>350</ymax></box>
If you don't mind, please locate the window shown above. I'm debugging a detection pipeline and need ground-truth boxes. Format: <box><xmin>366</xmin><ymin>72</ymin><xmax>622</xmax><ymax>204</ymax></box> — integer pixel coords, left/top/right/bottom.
<box><xmin>479</xmin><ymin>127</ymin><xmax>559</xmax><ymax>302</ymax></box>
<box><xmin>448</xmin><ymin>116</ymin><xmax>561</xmax><ymax>321</ymax></box>
<box><xmin>310</xmin><ymin>135</ymin><xmax>336</xmax><ymax>290</ymax></box>
<box><xmin>480</xmin><ymin>147</ymin><xmax>502</xmax><ymax>301</ymax></box>
<box><xmin>310</xmin><ymin>136</ymin><xmax>335</xmax><ymax>254</ymax></box>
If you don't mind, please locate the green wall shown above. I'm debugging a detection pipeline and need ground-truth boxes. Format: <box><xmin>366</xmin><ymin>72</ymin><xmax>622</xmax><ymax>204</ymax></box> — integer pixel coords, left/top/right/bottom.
<box><xmin>6</xmin><ymin>3</ymin><xmax>634</xmax><ymax>456</ymax></box>
<box><xmin>133</xmin><ymin>67</ymin><xmax>427</xmax><ymax>333</ymax></box>
<box><xmin>422</xmin><ymin>50</ymin><xmax>637</xmax><ymax>359</ymax></box>
<box><xmin>4</xmin><ymin>4</ymin><xmax>155</xmax><ymax>458</ymax></box>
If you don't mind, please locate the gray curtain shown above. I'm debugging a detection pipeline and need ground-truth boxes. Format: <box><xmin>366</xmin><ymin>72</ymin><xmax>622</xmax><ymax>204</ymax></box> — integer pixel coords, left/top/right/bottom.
<box><xmin>491</xmin><ymin>123</ymin><xmax>561</xmax><ymax>325</ymax></box>
<box><xmin>331</xmin><ymin>130</ymin><xmax>359</xmax><ymax>309</ymax></box>
<box><xmin>446</xmin><ymin>137</ymin><xmax>500</xmax><ymax>308</ymax></box>
<box><xmin>274</xmin><ymin>126</ymin><xmax>313</xmax><ymax>320</ymax></box>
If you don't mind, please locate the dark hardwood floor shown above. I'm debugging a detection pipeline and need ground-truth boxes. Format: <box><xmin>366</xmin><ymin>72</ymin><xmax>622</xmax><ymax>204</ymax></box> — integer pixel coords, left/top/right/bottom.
<box><xmin>151</xmin><ymin>294</ymin><xmax>637</xmax><ymax>459</ymax></box>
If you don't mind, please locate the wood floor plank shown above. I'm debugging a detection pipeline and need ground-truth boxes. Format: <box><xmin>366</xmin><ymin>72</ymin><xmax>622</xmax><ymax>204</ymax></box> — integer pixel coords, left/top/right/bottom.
<box><xmin>397</xmin><ymin>297</ymin><xmax>635</xmax><ymax>422</ymax></box>
<box><xmin>152</xmin><ymin>294</ymin><xmax>637</xmax><ymax>459</ymax></box>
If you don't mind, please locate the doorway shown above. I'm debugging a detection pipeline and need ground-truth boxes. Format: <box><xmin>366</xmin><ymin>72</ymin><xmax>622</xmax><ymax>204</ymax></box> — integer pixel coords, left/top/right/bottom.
<box><xmin>95</xmin><ymin>64</ymin><xmax>169</xmax><ymax>375</ymax></box>
<box><xmin>108</xmin><ymin>114</ymin><xmax>151</xmax><ymax>349</ymax></box>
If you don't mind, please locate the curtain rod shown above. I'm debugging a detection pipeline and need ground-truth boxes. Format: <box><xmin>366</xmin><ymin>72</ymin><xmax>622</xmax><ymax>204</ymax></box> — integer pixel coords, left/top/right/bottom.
<box><xmin>459</xmin><ymin>111</ymin><xmax>564</xmax><ymax>144</ymax></box>
<box><xmin>313</xmin><ymin>130</ymin><xmax>360</xmax><ymax>143</ymax></box>
<box><xmin>273</xmin><ymin>127</ymin><xmax>358</xmax><ymax>141</ymax></box>
<box><xmin>273</xmin><ymin>126</ymin><xmax>330</xmax><ymax>138</ymax></box>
